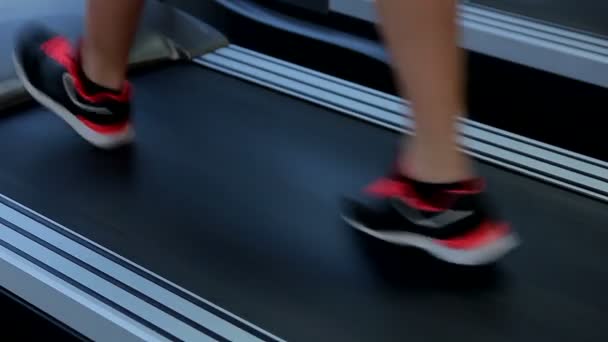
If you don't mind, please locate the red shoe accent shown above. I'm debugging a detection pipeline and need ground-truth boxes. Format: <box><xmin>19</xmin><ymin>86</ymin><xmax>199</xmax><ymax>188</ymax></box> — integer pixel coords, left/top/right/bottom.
<box><xmin>40</xmin><ymin>36</ymin><xmax>74</xmax><ymax>69</ymax></box>
<box><xmin>365</xmin><ymin>178</ymin><xmax>407</xmax><ymax>198</ymax></box>
<box><xmin>436</xmin><ymin>221</ymin><xmax>510</xmax><ymax>250</ymax></box>
<box><xmin>365</xmin><ymin>178</ymin><xmax>449</xmax><ymax>212</ymax></box>
<box><xmin>41</xmin><ymin>36</ymin><xmax>131</xmax><ymax>103</ymax></box>
<box><xmin>77</xmin><ymin>116</ymin><xmax>129</xmax><ymax>134</ymax></box>
<box><xmin>396</xmin><ymin>162</ymin><xmax>484</xmax><ymax>195</ymax></box>
<box><xmin>366</xmin><ymin>175</ymin><xmax>485</xmax><ymax>212</ymax></box>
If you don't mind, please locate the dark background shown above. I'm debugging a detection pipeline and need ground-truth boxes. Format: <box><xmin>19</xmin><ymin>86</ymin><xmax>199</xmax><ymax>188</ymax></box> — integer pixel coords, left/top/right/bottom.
<box><xmin>0</xmin><ymin>288</ymin><xmax>82</xmax><ymax>340</ymax></box>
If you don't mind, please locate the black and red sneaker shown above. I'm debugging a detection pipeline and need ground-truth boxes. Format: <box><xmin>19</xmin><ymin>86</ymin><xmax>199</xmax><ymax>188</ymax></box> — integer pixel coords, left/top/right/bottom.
<box><xmin>13</xmin><ymin>24</ymin><xmax>134</xmax><ymax>149</ymax></box>
<box><xmin>342</xmin><ymin>173</ymin><xmax>519</xmax><ymax>265</ymax></box>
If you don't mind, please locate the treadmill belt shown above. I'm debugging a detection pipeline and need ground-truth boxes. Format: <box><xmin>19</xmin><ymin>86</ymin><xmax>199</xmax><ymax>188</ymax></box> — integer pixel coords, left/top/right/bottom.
<box><xmin>0</xmin><ymin>64</ymin><xmax>607</xmax><ymax>341</ymax></box>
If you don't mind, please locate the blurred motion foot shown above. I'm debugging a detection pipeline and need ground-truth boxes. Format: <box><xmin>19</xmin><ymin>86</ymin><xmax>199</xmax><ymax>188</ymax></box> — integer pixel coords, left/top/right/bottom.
<box><xmin>342</xmin><ymin>171</ymin><xmax>519</xmax><ymax>265</ymax></box>
<box><xmin>13</xmin><ymin>23</ymin><xmax>134</xmax><ymax>149</ymax></box>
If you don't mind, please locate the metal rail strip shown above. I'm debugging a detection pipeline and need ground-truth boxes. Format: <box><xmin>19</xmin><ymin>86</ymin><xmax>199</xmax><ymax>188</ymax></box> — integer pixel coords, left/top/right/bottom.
<box><xmin>0</xmin><ymin>189</ymin><xmax>284</xmax><ymax>341</ymax></box>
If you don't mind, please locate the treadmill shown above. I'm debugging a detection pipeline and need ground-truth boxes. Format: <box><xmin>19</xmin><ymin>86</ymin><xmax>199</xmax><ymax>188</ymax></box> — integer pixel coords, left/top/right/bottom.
<box><xmin>1</xmin><ymin>1</ymin><xmax>608</xmax><ymax>341</ymax></box>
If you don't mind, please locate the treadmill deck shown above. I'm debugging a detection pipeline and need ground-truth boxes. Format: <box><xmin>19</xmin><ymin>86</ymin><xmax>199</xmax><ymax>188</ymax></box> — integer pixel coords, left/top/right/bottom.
<box><xmin>0</xmin><ymin>64</ymin><xmax>607</xmax><ymax>341</ymax></box>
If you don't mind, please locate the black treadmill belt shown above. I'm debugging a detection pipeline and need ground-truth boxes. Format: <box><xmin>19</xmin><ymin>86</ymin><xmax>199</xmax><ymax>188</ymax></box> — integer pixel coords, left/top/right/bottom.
<box><xmin>0</xmin><ymin>64</ymin><xmax>607</xmax><ymax>341</ymax></box>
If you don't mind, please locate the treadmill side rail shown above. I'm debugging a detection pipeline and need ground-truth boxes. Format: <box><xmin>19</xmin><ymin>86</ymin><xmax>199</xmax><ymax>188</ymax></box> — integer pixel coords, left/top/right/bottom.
<box><xmin>0</xmin><ymin>194</ymin><xmax>283</xmax><ymax>342</ymax></box>
<box><xmin>0</xmin><ymin>224</ymin><xmax>169</xmax><ymax>342</ymax></box>
<box><xmin>197</xmin><ymin>45</ymin><xmax>608</xmax><ymax>203</ymax></box>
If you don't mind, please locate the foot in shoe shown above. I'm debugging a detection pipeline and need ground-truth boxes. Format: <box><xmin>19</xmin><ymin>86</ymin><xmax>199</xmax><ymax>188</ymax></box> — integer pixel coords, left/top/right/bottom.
<box><xmin>342</xmin><ymin>172</ymin><xmax>519</xmax><ymax>265</ymax></box>
<box><xmin>13</xmin><ymin>23</ymin><xmax>134</xmax><ymax>149</ymax></box>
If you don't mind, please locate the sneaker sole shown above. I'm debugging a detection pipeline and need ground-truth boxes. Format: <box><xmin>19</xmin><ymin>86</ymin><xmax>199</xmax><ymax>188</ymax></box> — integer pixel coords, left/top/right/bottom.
<box><xmin>342</xmin><ymin>215</ymin><xmax>520</xmax><ymax>266</ymax></box>
<box><xmin>12</xmin><ymin>52</ymin><xmax>135</xmax><ymax>149</ymax></box>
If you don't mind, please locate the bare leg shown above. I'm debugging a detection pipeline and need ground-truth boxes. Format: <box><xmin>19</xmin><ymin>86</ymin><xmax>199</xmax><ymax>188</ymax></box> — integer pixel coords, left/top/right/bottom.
<box><xmin>81</xmin><ymin>0</ymin><xmax>145</xmax><ymax>91</ymax></box>
<box><xmin>376</xmin><ymin>0</ymin><xmax>473</xmax><ymax>183</ymax></box>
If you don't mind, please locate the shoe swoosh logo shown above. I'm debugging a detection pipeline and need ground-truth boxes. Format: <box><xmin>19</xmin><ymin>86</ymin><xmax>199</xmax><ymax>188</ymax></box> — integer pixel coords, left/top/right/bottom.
<box><xmin>62</xmin><ymin>73</ymin><xmax>113</xmax><ymax>115</ymax></box>
<box><xmin>390</xmin><ymin>198</ymin><xmax>474</xmax><ymax>229</ymax></box>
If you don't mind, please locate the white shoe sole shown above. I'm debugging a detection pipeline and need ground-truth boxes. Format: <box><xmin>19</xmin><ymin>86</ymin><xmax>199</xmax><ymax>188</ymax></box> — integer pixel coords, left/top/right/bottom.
<box><xmin>343</xmin><ymin>215</ymin><xmax>520</xmax><ymax>266</ymax></box>
<box><xmin>13</xmin><ymin>52</ymin><xmax>135</xmax><ymax>149</ymax></box>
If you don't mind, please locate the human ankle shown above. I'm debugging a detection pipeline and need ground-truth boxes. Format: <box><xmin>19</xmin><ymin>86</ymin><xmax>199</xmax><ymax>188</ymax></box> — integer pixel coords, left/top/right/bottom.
<box><xmin>80</xmin><ymin>43</ymin><xmax>126</xmax><ymax>92</ymax></box>
<box><xmin>81</xmin><ymin>62</ymin><xmax>125</xmax><ymax>92</ymax></box>
<box><xmin>399</xmin><ymin>143</ymin><xmax>475</xmax><ymax>183</ymax></box>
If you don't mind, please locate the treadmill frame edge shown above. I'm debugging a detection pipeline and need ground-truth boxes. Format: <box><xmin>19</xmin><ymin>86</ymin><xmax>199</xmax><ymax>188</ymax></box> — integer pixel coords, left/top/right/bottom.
<box><xmin>196</xmin><ymin>44</ymin><xmax>608</xmax><ymax>203</ymax></box>
<box><xmin>0</xmin><ymin>213</ymin><xmax>164</xmax><ymax>342</ymax></box>
<box><xmin>0</xmin><ymin>192</ymin><xmax>284</xmax><ymax>341</ymax></box>
<box><xmin>328</xmin><ymin>0</ymin><xmax>608</xmax><ymax>88</ymax></box>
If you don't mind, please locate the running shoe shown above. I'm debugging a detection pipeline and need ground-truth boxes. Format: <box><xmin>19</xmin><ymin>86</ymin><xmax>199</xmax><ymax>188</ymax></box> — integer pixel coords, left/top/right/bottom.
<box><xmin>13</xmin><ymin>24</ymin><xmax>134</xmax><ymax>149</ymax></box>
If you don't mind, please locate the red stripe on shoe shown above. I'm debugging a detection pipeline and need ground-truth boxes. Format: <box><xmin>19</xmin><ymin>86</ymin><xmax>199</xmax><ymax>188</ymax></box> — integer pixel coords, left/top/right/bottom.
<box><xmin>77</xmin><ymin>116</ymin><xmax>129</xmax><ymax>134</ymax></box>
<box><xmin>398</xmin><ymin>163</ymin><xmax>485</xmax><ymax>195</ymax></box>
<box><xmin>366</xmin><ymin>178</ymin><xmax>407</xmax><ymax>198</ymax></box>
<box><xmin>436</xmin><ymin>221</ymin><xmax>510</xmax><ymax>250</ymax></box>
<box><xmin>41</xmin><ymin>36</ymin><xmax>74</xmax><ymax>69</ymax></box>
<box><xmin>366</xmin><ymin>178</ymin><xmax>447</xmax><ymax>212</ymax></box>
<box><xmin>41</xmin><ymin>36</ymin><xmax>131</xmax><ymax>103</ymax></box>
